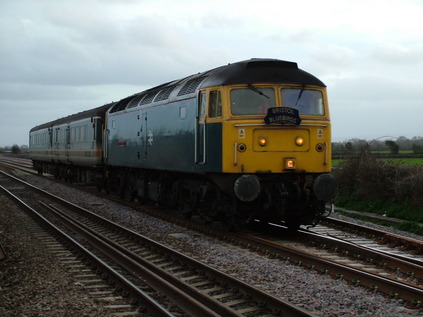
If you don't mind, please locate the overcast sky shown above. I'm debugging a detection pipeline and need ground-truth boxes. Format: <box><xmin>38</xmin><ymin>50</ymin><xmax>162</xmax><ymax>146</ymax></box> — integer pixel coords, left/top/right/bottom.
<box><xmin>1</xmin><ymin>0</ymin><xmax>422</xmax><ymax>147</ymax></box>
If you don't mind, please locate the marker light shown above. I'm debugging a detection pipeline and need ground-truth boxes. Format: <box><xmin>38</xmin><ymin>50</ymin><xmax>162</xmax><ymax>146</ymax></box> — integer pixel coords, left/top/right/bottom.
<box><xmin>237</xmin><ymin>143</ymin><xmax>247</xmax><ymax>152</ymax></box>
<box><xmin>295</xmin><ymin>136</ymin><xmax>304</xmax><ymax>146</ymax></box>
<box><xmin>258</xmin><ymin>137</ymin><xmax>267</xmax><ymax>147</ymax></box>
<box><xmin>316</xmin><ymin>143</ymin><xmax>325</xmax><ymax>152</ymax></box>
<box><xmin>285</xmin><ymin>159</ymin><xmax>296</xmax><ymax>169</ymax></box>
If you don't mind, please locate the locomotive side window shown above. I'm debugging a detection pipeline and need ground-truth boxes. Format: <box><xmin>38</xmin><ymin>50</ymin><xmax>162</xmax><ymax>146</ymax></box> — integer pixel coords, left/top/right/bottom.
<box><xmin>199</xmin><ymin>92</ymin><xmax>206</xmax><ymax>118</ymax></box>
<box><xmin>179</xmin><ymin>106</ymin><xmax>187</xmax><ymax>119</ymax></box>
<box><xmin>230</xmin><ymin>88</ymin><xmax>275</xmax><ymax>115</ymax></box>
<box><xmin>281</xmin><ymin>89</ymin><xmax>325</xmax><ymax>116</ymax></box>
<box><xmin>209</xmin><ymin>90</ymin><xmax>222</xmax><ymax>117</ymax></box>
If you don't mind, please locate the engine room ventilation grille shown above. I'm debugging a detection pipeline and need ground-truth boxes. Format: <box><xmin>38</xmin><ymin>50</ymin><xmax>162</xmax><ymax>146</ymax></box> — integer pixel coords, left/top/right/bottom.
<box><xmin>110</xmin><ymin>96</ymin><xmax>134</xmax><ymax>113</ymax></box>
<box><xmin>154</xmin><ymin>85</ymin><xmax>176</xmax><ymax>102</ymax></box>
<box><xmin>126</xmin><ymin>94</ymin><xmax>146</xmax><ymax>109</ymax></box>
<box><xmin>177</xmin><ymin>76</ymin><xmax>206</xmax><ymax>96</ymax></box>
<box><xmin>139</xmin><ymin>89</ymin><xmax>160</xmax><ymax>105</ymax></box>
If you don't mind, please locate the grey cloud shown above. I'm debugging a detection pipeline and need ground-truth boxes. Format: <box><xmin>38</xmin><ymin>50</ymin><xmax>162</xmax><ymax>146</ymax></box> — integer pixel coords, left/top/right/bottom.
<box><xmin>330</xmin><ymin>75</ymin><xmax>423</xmax><ymax>102</ymax></box>
<box><xmin>371</xmin><ymin>43</ymin><xmax>423</xmax><ymax>65</ymax></box>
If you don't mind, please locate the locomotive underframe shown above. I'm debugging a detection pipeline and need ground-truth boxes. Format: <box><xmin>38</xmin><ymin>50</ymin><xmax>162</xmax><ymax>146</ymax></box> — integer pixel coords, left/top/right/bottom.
<box><xmin>34</xmin><ymin>159</ymin><xmax>331</xmax><ymax>230</ymax></box>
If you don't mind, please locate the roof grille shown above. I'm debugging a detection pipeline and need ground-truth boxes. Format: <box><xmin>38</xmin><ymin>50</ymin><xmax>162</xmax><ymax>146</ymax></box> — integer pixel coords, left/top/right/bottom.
<box><xmin>110</xmin><ymin>96</ymin><xmax>134</xmax><ymax>113</ymax></box>
<box><xmin>154</xmin><ymin>85</ymin><xmax>176</xmax><ymax>102</ymax></box>
<box><xmin>139</xmin><ymin>90</ymin><xmax>160</xmax><ymax>105</ymax></box>
<box><xmin>177</xmin><ymin>76</ymin><xmax>206</xmax><ymax>96</ymax></box>
<box><xmin>126</xmin><ymin>94</ymin><xmax>146</xmax><ymax>109</ymax></box>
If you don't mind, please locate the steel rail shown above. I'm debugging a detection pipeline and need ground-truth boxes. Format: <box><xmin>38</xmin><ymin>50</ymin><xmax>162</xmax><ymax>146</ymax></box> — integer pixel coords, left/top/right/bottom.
<box><xmin>237</xmin><ymin>233</ymin><xmax>423</xmax><ymax>305</ymax></box>
<box><xmin>322</xmin><ymin>217</ymin><xmax>423</xmax><ymax>255</ymax></box>
<box><xmin>0</xmin><ymin>170</ymin><xmax>315</xmax><ymax>317</ymax></box>
<box><xmin>297</xmin><ymin>228</ymin><xmax>423</xmax><ymax>280</ymax></box>
<box><xmin>39</xmin><ymin>202</ymin><xmax>226</xmax><ymax>317</ymax></box>
<box><xmin>42</xmin><ymin>202</ymin><xmax>316</xmax><ymax>317</ymax></box>
<box><xmin>0</xmin><ymin>184</ymin><xmax>173</xmax><ymax>317</ymax></box>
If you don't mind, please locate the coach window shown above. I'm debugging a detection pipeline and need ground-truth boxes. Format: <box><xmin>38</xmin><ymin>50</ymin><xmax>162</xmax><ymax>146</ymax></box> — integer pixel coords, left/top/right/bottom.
<box><xmin>66</xmin><ymin>128</ymin><xmax>70</xmax><ymax>145</ymax></box>
<box><xmin>209</xmin><ymin>90</ymin><xmax>222</xmax><ymax>117</ymax></box>
<box><xmin>82</xmin><ymin>125</ymin><xmax>87</xmax><ymax>141</ymax></box>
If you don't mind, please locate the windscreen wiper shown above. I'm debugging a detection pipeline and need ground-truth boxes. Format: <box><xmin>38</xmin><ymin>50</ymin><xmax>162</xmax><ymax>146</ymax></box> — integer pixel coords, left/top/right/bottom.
<box><xmin>248</xmin><ymin>84</ymin><xmax>270</xmax><ymax>99</ymax></box>
<box><xmin>295</xmin><ymin>86</ymin><xmax>306</xmax><ymax>106</ymax></box>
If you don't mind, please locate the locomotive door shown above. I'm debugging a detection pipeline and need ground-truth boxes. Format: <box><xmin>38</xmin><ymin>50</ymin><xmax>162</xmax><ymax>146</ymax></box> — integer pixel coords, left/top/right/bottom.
<box><xmin>139</xmin><ymin>111</ymin><xmax>147</xmax><ymax>160</ymax></box>
<box><xmin>196</xmin><ymin>92</ymin><xmax>206</xmax><ymax>163</ymax></box>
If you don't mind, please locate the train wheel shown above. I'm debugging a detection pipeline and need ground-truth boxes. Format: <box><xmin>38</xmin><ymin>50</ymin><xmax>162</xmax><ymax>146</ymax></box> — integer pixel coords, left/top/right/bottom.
<box><xmin>177</xmin><ymin>188</ymin><xmax>197</xmax><ymax>219</ymax></box>
<box><xmin>219</xmin><ymin>198</ymin><xmax>242</xmax><ymax>232</ymax></box>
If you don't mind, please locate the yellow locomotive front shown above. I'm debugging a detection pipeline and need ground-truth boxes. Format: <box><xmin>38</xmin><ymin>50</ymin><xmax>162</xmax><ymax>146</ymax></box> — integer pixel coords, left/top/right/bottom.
<box><xmin>215</xmin><ymin>82</ymin><xmax>337</xmax><ymax>228</ymax></box>
<box><xmin>222</xmin><ymin>84</ymin><xmax>331</xmax><ymax>174</ymax></box>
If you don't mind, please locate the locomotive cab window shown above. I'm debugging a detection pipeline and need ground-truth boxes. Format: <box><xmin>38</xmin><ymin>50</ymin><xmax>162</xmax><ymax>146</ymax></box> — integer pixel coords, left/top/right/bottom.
<box><xmin>230</xmin><ymin>87</ymin><xmax>275</xmax><ymax>115</ymax></box>
<box><xmin>209</xmin><ymin>90</ymin><xmax>222</xmax><ymax>118</ymax></box>
<box><xmin>281</xmin><ymin>89</ymin><xmax>324</xmax><ymax>116</ymax></box>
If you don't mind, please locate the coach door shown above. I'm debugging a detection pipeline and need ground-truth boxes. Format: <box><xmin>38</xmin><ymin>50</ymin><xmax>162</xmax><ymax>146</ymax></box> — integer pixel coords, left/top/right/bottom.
<box><xmin>196</xmin><ymin>92</ymin><xmax>206</xmax><ymax>163</ymax></box>
<box><xmin>65</xmin><ymin>126</ymin><xmax>71</xmax><ymax>162</ymax></box>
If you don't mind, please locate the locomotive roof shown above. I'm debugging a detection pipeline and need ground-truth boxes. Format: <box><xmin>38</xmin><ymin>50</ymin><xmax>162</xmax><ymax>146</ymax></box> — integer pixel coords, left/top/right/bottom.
<box><xmin>108</xmin><ymin>58</ymin><xmax>326</xmax><ymax>114</ymax></box>
<box><xmin>30</xmin><ymin>103</ymin><xmax>114</xmax><ymax>132</ymax></box>
<box><xmin>200</xmin><ymin>58</ymin><xmax>326</xmax><ymax>88</ymax></box>
<box><xmin>30</xmin><ymin>59</ymin><xmax>326</xmax><ymax>127</ymax></box>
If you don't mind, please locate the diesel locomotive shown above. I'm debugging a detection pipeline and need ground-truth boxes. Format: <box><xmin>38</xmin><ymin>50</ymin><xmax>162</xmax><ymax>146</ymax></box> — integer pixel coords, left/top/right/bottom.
<box><xmin>29</xmin><ymin>58</ymin><xmax>337</xmax><ymax>230</ymax></box>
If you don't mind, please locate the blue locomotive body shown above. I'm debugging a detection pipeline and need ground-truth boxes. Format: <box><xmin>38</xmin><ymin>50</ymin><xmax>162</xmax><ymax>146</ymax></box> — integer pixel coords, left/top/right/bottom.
<box><xmin>106</xmin><ymin>97</ymin><xmax>201</xmax><ymax>172</ymax></box>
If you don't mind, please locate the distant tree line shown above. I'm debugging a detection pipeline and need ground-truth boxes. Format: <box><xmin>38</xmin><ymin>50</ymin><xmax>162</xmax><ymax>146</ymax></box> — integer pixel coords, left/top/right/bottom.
<box><xmin>0</xmin><ymin>144</ymin><xmax>29</xmax><ymax>154</ymax></box>
<box><xmin>333</xmin><ymin>136</ymin><xmax>423</xmax><ymax>155</ymax></box>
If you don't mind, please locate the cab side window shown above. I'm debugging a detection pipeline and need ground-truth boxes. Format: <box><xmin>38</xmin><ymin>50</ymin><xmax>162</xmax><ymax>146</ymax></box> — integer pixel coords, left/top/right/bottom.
<box><xmin>199</xmin><ymin>92</ymin><xmax>206</xmax><ymax>118</ymax></box>
<box><xmin>209</xmin><ymin>90</ymin><xmax>222</xmax><ymax>118</ymax></box>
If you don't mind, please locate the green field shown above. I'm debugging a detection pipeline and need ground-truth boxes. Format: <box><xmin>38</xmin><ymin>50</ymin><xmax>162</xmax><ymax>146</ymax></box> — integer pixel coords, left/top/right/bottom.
<box><xmin>332</xmin><ymin>156</ymin><xmax>423</xmax><ymax>167</ymax></box>
<box><xmin>382</xmin><ymin>157</ymin><xmax>423</xmax><ymax>165</ymax></box>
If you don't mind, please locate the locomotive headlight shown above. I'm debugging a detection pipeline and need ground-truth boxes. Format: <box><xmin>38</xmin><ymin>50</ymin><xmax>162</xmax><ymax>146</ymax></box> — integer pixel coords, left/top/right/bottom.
<box><xmin>295</xmin><ymin>136</ymin><xmax>304</xmax><ymax>146</ymax></box>
<box><xmin>258</xmin><ymin>137</ymin><xmax>267</xmax><ymax>147</ymax></box>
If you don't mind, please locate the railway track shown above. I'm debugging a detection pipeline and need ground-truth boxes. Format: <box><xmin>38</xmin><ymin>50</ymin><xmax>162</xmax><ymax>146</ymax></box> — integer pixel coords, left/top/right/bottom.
<box><xmin>130</xmin><ymin>202</ymin><xmax>423</xmax><ymax>308</ymax></box>
<box><xmin>1</xmin><ymin>156</ymin><xmax>422</xmax><ymax>312</ymax></box>
<box><xmin>0</xmin><ymin>170</ymin><xmax>313</xmax><ymax>317</ymax></box>
<box><xmin>316</xmin><ymin>217</ymin><xmax>423</xmax><ymax>263</ymax></box>
<box><xmin>0</xmin><ymin>155</ymin><xmax>33</xmax><ymax>170</ymax></box>
<box><xmin>244</xmin><ymin>222</ymin><xmax>423</xmax><ymax>307</ymax></box>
